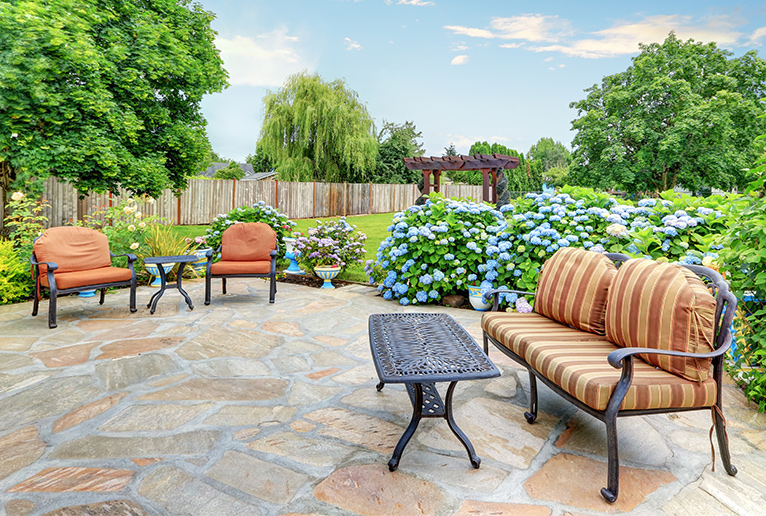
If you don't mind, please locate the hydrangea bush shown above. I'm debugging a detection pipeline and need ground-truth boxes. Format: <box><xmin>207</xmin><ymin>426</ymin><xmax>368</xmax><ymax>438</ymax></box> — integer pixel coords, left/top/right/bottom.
<box><xmin>206</xmin><ymin>201</ymin><xmax>295</xmax><ymax>258</ymax></box>
<box><xmin>294</xmin><ymin>217</ymin><xmax>367</xmax><ymax>272</ymax></box>
<box><xmin>365</xmin><ymin>195</ymin><xmax>507</xmax><ymax>305</ymax></box>
<box><xmin>367</xmin><ymin>187</ymin><xmax>738</xmax><ymax>309</ymax></box>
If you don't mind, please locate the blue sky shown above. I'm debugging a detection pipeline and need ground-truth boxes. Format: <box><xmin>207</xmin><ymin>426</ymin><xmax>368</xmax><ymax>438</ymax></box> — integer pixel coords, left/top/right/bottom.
<box><xmin>197</xmin><ymin>0</ymin><xmax>766</xmax><ymax>162</ymax></box>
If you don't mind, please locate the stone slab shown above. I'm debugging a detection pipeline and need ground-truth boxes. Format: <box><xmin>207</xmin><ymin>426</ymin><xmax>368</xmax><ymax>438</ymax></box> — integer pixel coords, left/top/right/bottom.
<box><xmin>5</xmin><ymin>499</ymin><xmax>35</xmax><ymax>516</ymax></box>
<box><xmin>139</xmin><ymin>378</ymin><xmax>288</xmax><ymax>401</ymax></box>
<box><xmin>455</xmin><ymin>500</ymin><xmax>551</xmax><ymax>516</ymax></box>
<box><xmin>0</xmin><ymin>354</ymin><xmax>35</xmax><ymax>372</ymax></box>
<box><xmin>0</xmin><ymin>426</ymin><xmax>46</xmax><ymax>481</ymax></box>
<box><xmin>31</xmin><ymin>342</ymin><xmax>100</xmax><ymax>368</ymax></box>
<box><xmin>139</xmin><ymin>465</ymin><xmax>260</xmax><ymax>515</ymax></box>
<box><xmin>51</xmin><ymin>431</ymin><xmax>220</xmax><ymax>459</ymax></box>
<box><xmin>305</xmin><ymin>407</ymin><xmax>404</xmax><ymax>453</ymax></box>
<box><xmin>95</xmin><ymin>336</ymin><xmax>183</xmax><ymax>360</ymax></box>
<box><xmin>53</xmin><ymin>393</ymin><xmax>127</xmax><ymax>433</ymax></box>
<box><xmin>176</xmin><ymin>329</ymin><xmax>280</xmax><ymax>360</ymax></box>
<box><xmin>191</xmin><ymin>358</ymin><xmax>271</xmax><ymax>378</ymax></box>
<box><xmin>524</xmin><ymin>453</ymin><xmax>676</xmax><ymax>513</ymax></box>
<box><xmin>247</xmin><ymin>431</ymin><xmax>356</xmax><ymax>467</ymax></box>
<box><xmin>95</xmin><ymin>353</ymin><xmax>179</xmax><ymax>390</ymax></box>
<box><xmin>100</xmin><ymin>403</ymin><xmax>214</xmax><ymax>431</ymax></box>
<box><xmin>206</xmin><ymin>450</ymin><xmax>309</xmax><ymax>504</ymax></box>
<box><xmin>41</xmin><ymin>500</ymin><xmax>147</xmax><ymax>516</ymax></box>
<box><xmin>10</xmin><ymin>467</ymin><xmax>134</xmax><ymax>492</ymax></box>
<box><xmin>203</xmin><ymin>405</ymin><xmax>295</xmax><ymax>426</ymax></box>
<box><xmin>314</xmin><ymin>464</ymin><xmax>443</xmax><ymax>516</ymax></box>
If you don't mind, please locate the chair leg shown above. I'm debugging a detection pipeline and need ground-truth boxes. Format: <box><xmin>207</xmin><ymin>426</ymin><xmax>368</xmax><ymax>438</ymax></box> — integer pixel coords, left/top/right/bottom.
<box><xmin>129</xmin><ymin>282</ymin><xmax>137</xmax><ymax>313</ymax></box>
<box><xmin>48</xmin><ymin>294</ymin><xmax>57</xmax><ymax>329</ymax></box>
<box><xmin>32</xmin><ymin>292</ymin><xmax>39</xmax><ymax>317</ymax></box>
<box><xmin>99</xmin><ymin>288</ymin><xmax>106</xmax><ymax>305</ymax></box>
<box><xmin>714</xmin><ymin>405</ymin><xmax>738</xmax><ymax>476</ymax></box>
<box><xmin>483</xmin><ymin>333</ymin><xmax>489</xmax><ymax>355</ymax></box>
<box><xmin>222</xmin><ymin>278</ymin><xmax>227</xmax><ymax>295</ymax></box>
<box><xmin>601</xmin><ymin>412</ymin><xmax>620</xmax><ymax>503</ymax></box>
<box><xmin>524</xmin><ymin>369</ymin><xmax>538</xmax><ymax>423</ymax></box>
<box><xmin>269</xmin><ymin>275</ymin><xmax>276</xmax><ymax>303</ymax></box>
<box><xmin>204</xmin><ymin>274</ymin><xmax>212</xmax><ymax>305</ymax></box>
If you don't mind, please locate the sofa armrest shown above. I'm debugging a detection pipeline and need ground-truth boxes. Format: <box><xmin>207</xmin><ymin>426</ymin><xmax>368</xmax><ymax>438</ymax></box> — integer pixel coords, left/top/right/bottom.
<box><xmin>483</xmin><ymin>288</ymin><xmax>535</xmax><ymax>311</ymax></box>
<box><xmin>607</xmin><ymin>334</ymin><xmax>732</xmax><ymax>369</ymax></box>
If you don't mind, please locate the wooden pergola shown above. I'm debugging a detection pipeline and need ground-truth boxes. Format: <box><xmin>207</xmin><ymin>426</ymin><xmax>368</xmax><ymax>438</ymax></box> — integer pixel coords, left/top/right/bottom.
<box><xmin>403</xmin><ymin>153</ymin><xmax>521</xmax><ymax>203</ymax></box>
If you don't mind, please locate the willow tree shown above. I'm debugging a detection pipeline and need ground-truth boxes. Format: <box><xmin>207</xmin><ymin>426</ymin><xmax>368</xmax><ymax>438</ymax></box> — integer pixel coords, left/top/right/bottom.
<box><xmin>258</xmin><ymin>72</ymin><xmax>377</xmax><ymax>183</ymax></box>
<box><xmin>0</xmin><ymin>0</ymin><xmax>228</xmax><ymax>217</ymax></box>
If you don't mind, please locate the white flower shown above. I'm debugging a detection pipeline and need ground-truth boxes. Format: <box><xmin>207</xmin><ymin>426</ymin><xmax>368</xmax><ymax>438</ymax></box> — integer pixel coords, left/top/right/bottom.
<box><xmin>11</xmin><ymin>191</ymin><xmax>24</xmax><ymax>201</ymax></box>
<box><xmin>130</xmin><ymin>242</ymin><xmax>140</xmax><ymax>250</ymax></box>
<box><xmin>135</xmin><ymin>212</ymin><xmax>142</xmax><ymax>219</ymax></box>
<box><xmin>138</xmin><ymin>222</ymin><xmax>146</xmax><ymax>228</ymax></box>
<box><xmin>123</xmin><ymin>206</ymin><xmax>135</xmax><ymax>214</ymax></box>
<box><xmin>128</xmin><ymin>224</ymin><xmax>136</xmax><ymax>232</ymax></box>
<box><xmin>702</xmin><ymin>256</ymin><xmax>715</xmax><ymax>268</ymax></box>
<box><xmin>606</xmin><ymin>223</ymin><xmax>628</xmax><ymax>238</ymax></box>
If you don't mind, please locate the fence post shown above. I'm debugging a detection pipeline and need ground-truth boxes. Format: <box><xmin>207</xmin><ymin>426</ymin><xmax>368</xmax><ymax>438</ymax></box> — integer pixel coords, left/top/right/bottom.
<box><xmin>343</xmin><ymin>182</ymin><xmax>347</xmax><ymax>217</ymax></box>
<box><xmin>369</xmin><ymin>182</ymin><xmax>372</xmax><ymax>215</ymax></box>
<box><xmin>177</xmin><ymin>190</ymin><xmax>181</xmax><ymax>226</ymax></box>
<box><xmin>275</xmin><ymin>180</ymin><xmax>279</xmax><ymax>210</ymax></box>
<box><xmin>232</xmin><ymin>179</ymin><xmax>236</xmax><ymax>210</ymax></box>
<box><xmin>312</xmin><ymin>181</ymin><xmax>316</xmax><ymax>218</ymax></box>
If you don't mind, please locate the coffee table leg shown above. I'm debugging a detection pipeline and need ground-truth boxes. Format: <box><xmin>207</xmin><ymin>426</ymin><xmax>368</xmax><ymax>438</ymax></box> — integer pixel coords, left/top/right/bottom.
<box><xmin>445</xmin><ymin>381</ymin><xmax>481</xmax><ymax>468</ymax></box>
<box><xmin>176</xmin><ymin>263</ymin><xmax>194</xmax><ymax>310</ymax></box>
<box><xmin>148</xmin><ymin>266</ymin><xmax>168</xmax><ymax>314</ymax></box>
<box><xmin>376</xmin><ymin>382</ymin><xmax>385</xmax><ymax>391</ymax></box>
<box><xmin>389</xmin><ymin>382</ymin><xmax>423</xmax><ymax>471</ymax></box>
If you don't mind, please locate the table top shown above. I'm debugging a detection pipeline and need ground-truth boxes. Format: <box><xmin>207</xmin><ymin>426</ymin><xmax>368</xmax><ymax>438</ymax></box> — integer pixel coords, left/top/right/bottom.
<box><xmin>143</xmin><ymin>255</ymin><xmax>198</xmax><ymax>265</ymax></box>
<box><xmin>368</xmin><ymin>313</ymin><xmax>499</xmax><ymax>384</ymax></box>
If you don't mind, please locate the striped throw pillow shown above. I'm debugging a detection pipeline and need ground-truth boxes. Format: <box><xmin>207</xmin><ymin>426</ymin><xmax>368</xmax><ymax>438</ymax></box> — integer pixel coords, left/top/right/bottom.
<box><xmin>534</xmin><ymin>247</ymin><xmax>618</xmax><ymax>335</ymax></box>
<box><xmin>605</xmin><ymin>259</ymin><xmax>716</xmax><ymax>382</ymax></box>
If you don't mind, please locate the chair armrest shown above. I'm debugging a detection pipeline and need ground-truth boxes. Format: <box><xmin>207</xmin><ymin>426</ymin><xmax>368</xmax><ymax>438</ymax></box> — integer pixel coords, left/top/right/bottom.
<box><xmin>30</xmin><ymin>256</ymin><xmax>58</xmax><ymax>271</ymax></box>
<box><xmin>483</xmin><ymin>288</ymin><xmax>535</xmax><ymax>311</ymax></box>
<box><xmin>607</xmin><ymin>334</ymin><xmax>732</xmax><ymax>369</ymax></box>
<box><xmin>111</xmin><ymin>252</ymin><xmax>137</xmax><ymax>263</ymax></box>
<box><xmin>270</xmin><ymin>249</ymin><xmax>277</xmax><ymax>258</ymax></box>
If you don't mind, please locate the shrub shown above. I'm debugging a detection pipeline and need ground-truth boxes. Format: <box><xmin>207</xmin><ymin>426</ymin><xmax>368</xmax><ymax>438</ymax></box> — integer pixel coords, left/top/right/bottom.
<box><xmin>213</xmin><ymin>162</ymin><xmax>245</xmax><ymax>180</ymax></box>
<box><xmin>365</xmin><ymin>195</ymin><xmax>506</xmax><ymax>306</ymax></box>
<box><xmin>0</xmin><ymin>241</ymin><xmax>32</xmax><ymax>304</ymax></box>
<box><xmin>3</xmin><ymin>191</ymin><xmax>50</xmax><ymax>262</ymax></box>
<box><xmin>294</xmin><ymin>218</ymin><xmax>367</xmax><ymax>273</ymax></box>
<box><xmin>206</xmin><ymin>201</ymin><xmax>295</xmax><ymax>257</ymax></box>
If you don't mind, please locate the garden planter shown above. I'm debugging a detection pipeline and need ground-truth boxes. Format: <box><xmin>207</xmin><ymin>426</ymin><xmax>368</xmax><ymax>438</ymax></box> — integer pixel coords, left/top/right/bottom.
<box><xmin>190</xmin><ymin>248</ymin><xmax>212</xmax><ymax>274</ymax></box>
<box><xmin>283</xmin><ymin>237</ymin><xmax>304</xmax><ymax>275</ymax></box>
<box><xmin>78</xmin><ymin>289</ymin><xmax>97</xmax><ymax>298</ymax></box>
<box><xmin>145</xmin><ymin>263</ymin><xmax>175</xmax><ymax>287</ymax></box>
<box><xmin>467</xmin><ymin>285</ymin><xmax>491</xmax><ymax>311</ymax></box>
<box><xmin>314</xmin><ymin>266</ymin><xmax>341</xmax><ymax>289</ymax></box>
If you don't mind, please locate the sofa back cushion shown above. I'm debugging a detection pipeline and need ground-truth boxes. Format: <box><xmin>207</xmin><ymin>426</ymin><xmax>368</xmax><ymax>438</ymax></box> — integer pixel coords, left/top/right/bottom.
<box><xmin>221</xmin><ymin>222</ymin><xmax>276</xmax><ymax>262</ymax></box>
<box><xmin>534</xmin><ymin>247</ymin><xmax>618</xmax><ymax>335</ymax></box>
<box><xmin>605</xmin><ymin>259</ymin><xmax>716</xmax><ymax>382</ymax></box>
<box><xmin>34</xmin><ymin>227</ymin><xmax>111</xmax><ymax>274</ymax></box>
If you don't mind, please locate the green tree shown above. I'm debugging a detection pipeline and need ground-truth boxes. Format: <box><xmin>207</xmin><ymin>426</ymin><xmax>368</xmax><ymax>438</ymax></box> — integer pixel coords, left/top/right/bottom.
<box><xmin>213</xmin><ymin>161</ymin><xmax>245</xmax><ymax>180</ymax></box>
<box><xmin>0</xmin><ymin>0</ymin><xmax>228</xmax><ymax>216</ymax></box>
<box><xmin>446</xmin><ymin>141</ymin><xmax>541</xmax><ymax>192</ymax></box>
<box><xmin>245</xmin><ymin>144</ymin><xmax>274</xmax><ymax>175</ymax></box>
<box><xmin>569</xmin><ymin>32</ymin><xmax>766</xmax><ymax>194</ymax></box>
<box><xmin>528</xmin><ymin>137</ymin><xmax>571</xmax><ymax>172</ymax></box>
<box><xmin>443</xmin><ymin>143</ymin><xmax>458</xmax><ymax>157</ymax></box>
<box><xmin>373</xmin><ymin>120</ymin><xmax>425</xmax><ymax>184</ymax></box>
<box><xmin>258</xmin><ymin>72</ymin><xmax>377</xmax><ymax>183</ymax></box>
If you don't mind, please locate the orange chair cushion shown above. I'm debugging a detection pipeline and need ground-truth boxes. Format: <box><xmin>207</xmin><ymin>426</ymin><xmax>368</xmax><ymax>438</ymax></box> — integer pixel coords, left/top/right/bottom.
<box><xmin>210</xmin><ymin>260</ymin><xmax>271</xmax><ymax>275</ymax></box>
<box><xmin>221</xmin><ymin>222</ymin><xmax>276</xmax><ymax>262</ymax></box>
<box><xmin>40</xmin><ymin>266</ymin><xmax>133</xmax><ymax>290</ymax></box>
<box><xmin>534</xmin><ymin>247</ymin><xmax>618</xmax><ymax>335</ymax></box>
<box><xmin>605</xmin><ymin>259</ymin><xmax>716</xmax><ymax>382</ymax></box>
<box><xmin>34</xmin><ymin>227</ymin><xmax>111</xmax><ymax>274</ymax></box>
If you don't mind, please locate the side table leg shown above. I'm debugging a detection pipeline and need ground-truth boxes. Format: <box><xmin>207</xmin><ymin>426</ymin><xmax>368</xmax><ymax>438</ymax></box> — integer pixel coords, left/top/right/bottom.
<box><xmin>176</xmin><ymin>263</ymin><xmax>194</xmax><ymax>310</ymax></box>
<box><xmin>376</xmin><ymin>382</ymin><xmax>385</xmax><ymax>391</ymax></box>
<box><xmin>389</xmin><ymin>383</ymin><xmax>423</xmax><ymax>472</ymax></box>
<box><xmin>149</xmin><ymin>265</ymin><xmax>168</xmax><ymax>315</ymax></box>
<box><xmin>445</xmin><ymin>381</ymin><xmax>481</xmax><ymax>468</ymax></box>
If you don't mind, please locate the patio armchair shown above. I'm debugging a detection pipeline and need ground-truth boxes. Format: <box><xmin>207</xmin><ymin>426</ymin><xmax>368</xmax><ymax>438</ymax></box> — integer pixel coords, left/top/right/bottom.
<box><xmin>31</xmin><ymin>226</ymin><xmax>137</xmax><ymax>328</ymax></box>
<box><xmin>204</xmin><ymin>222</ymin><xmax>278</xmax><ymax>305</ymax></box>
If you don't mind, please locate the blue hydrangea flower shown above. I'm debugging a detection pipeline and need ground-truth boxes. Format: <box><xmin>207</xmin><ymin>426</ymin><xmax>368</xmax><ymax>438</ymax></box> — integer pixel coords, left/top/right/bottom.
<box><xmin>416</xmin><ymin>291</ymin><xmax>428</xmax><ymax>303</ymax></box>
<box><xmin>420</xmin><ymin>274</ymin><xmax>433</xmax><ymax>285</ymax></box>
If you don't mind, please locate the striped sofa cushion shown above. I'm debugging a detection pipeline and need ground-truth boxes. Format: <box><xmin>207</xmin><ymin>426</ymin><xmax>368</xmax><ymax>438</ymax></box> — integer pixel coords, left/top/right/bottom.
<box><xmin>482</xmin><ymin>312</ymin><xmax>606</xmax><ymax>360</ymax></box>
<box><xmin>534</xmin><ymin>247</ymin><xmax>618</xmax><ymax>335</ymax></box>
<box><xmin>605</xmin><ymin>259</ymin><xmax>717</xmax><ymax>382</ymax></box>
<box><xmin>523</xmin><ymin>337</ymin><xmax>717</xmax><ymax>411</ymax></box>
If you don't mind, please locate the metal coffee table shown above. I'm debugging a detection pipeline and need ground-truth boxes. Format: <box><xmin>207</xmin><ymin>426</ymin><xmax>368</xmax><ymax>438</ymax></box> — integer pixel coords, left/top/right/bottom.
<box><xmin>143</xmin><ymin>255</ymin><xmax>197</xmax><ymax>314</ymax></box>
<box><xmin>368</xmin><ymin>313</ymin><xmax>500</xmax><ymax>471</ymax></box>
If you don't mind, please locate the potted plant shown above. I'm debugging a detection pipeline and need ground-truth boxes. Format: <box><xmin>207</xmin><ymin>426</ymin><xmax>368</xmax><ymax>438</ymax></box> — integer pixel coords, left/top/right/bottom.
<box><xmin>185</xmin><ymin>235</ymin><xmax>211</xmax><ymax>274</ymax></box>
<box><xmin>141</xmin><ymin>224</ymin><xmax>192</xmax><ymax>286</ymax></box>
<box><xmin>293</xmin><ymin>218</ymin><xmax>367</xmax><ymax>289</ymax></box>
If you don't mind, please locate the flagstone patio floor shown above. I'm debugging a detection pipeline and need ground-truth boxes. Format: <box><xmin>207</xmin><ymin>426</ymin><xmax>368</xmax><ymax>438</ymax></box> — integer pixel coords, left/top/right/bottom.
<box><xmin>1</xmin><ymin>278</ymin><xmax>766</xmax><ymax>516</ymax></box>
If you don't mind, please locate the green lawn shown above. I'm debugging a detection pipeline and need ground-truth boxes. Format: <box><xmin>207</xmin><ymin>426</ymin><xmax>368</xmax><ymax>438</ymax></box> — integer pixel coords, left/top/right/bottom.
<box><xmin>170</xmin><ymin>212</ymin><xmax>395</xmax><ymax>283</ymax></box>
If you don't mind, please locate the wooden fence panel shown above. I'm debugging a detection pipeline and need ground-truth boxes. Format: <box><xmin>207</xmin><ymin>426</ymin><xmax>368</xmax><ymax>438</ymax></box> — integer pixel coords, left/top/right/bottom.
<box><xmin>235</xmin><ymin>181</ymin><xmax>277</xmax><ymax>210</ymax></box>
<box><xmin>347</xmin><ymin>183</ymin><xmax>370</xmax><ymax>216</ymax></box>
<box><xmin>278</xmin><ymin>181</ymin><xmax>313</xmax><ymax>220</ymax></box>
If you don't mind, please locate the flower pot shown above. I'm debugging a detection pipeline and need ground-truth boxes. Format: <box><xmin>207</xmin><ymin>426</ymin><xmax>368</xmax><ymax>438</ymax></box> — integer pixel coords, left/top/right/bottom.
<box><xmin>283</xmin><ymin>238</ymin><xmax>304</xmax><ymax>275</ymax></box>
<box><xmin>190</xmin><ymin>248</ymin><xmax>212</xmax><ymax>274</ymax></box>
<box><xmin>145</xmin><ymin>263</ymin><xmax>175</xmax><ymax>287</ymax></box>
<box><xmin>78</xmin><ymin>289</ymin><xmax>97</xmax><ymax>298</ymax></box>
<box><xmin>467</xmin><ymin>285</ymin><xmax>491</xmax><ymax>311</ymax></box>
<box><xmin>314</xmin><ymin>266</ymin><xmax>341</xmax><ymax>289</ymax></box>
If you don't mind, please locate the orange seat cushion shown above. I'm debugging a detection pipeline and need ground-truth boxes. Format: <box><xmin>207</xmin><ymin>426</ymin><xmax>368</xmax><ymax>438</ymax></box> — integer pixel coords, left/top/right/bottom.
<box><xmin>605</xmin><ymin>259</ymin><xmax>716</xmax><ymax>382</ymax></box>
<box><xmin>34</xmin><ymin>227</ymin><xmax>111</xmax><ymax>275</ymax></box>
<box><xmin>40</xmin><ymin>267</ymin><xmax>133</xmax><ymax>290</ymax></box>
<box><xmin>482</xmin><ymin>311</ymin><xmax>717</xmax><ymax>411</ymax></box>
<box><xmin>210</xmin><ymin>260</ymin><xmax>271</xmax><ymax>275</ymax></box>
<box><xmin>221</xmin><ymin>222</ymin><xmax>276</xmax><ymax>262</ymax></box>
<box><xmin>534</xmin><ymin>247</ymin><xmax>617</xmax><ymax>335</ymax></box>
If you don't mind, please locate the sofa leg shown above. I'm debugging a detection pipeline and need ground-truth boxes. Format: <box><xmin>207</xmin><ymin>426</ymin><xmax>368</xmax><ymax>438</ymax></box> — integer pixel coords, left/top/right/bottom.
<box><xmin>601</xmin><ymin>412</ymin><xmax>620</xmax><ymax>503</ymax></box>
<box><xmin>713</xmin><ymin>405</ymin><xmax>738</xmax><ymax>476</ymax></box>
<box><xmin>524</xmin><ymin>369</ymin><xmax>538</xmax><ymax>423</ymax></box>
<box><xmin>483</xmin><ymin>334</ymin><xmax>489</xmax><ymax>355</ymax></box>
<box><xmin>99</xmin><ymin>288</ymin><xmax>106</xmax><ymax>305</ymax></box>
<box><xmin>48</xmin><ymin>295</ymin><xmax>57</xmax><ymax>329</ymax></box>
<box><xmin>222</xmin><ymin>278</ymin><xmax>227</xmax><ymax>295</ymax></box>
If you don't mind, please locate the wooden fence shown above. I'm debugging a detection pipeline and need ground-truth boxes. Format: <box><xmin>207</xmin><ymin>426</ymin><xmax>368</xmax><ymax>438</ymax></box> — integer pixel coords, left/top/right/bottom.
<box><xmin>36</xmin><ymin>178</ymin><xmax>488</xmax><ymax>228</ymax></box>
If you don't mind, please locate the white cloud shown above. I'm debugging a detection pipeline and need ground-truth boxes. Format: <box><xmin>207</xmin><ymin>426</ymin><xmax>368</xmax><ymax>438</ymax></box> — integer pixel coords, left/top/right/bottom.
<box><xmin>216</xmin><ymin>29</ymin><xmax>309</xmax><ymax>86</ymax></box>
<box><xmin>398</xmin><ymin>0</ymin><xmax>435</xmax><ymax>6</ymax></box>
<box><xmin>452</xmin><ymin>44</ymin><xmax>469</xmax><ymax>51</ymax></box>
<box><xmin>451</xmin><ymin>55</ymin><xmax>469</xmax><ymax>65</ymax></box>
<box><xmin>750</xmin><ymin>26</ymin><xmax>766</xmax><ymax>45</ymax></box>
<box><xmin>344</xmin><ymin>37</ymin><xmax>362</xmax><ymax>51</ymax></box>
<box><xmin>446</xmin><ymin>13</ymin><xmax>752</xmax><ymax>59</ymax></box>
<box><xmin>543</xmin><ymin>57</ymin><xmax>554</xmax><ymax>62</ymax></box>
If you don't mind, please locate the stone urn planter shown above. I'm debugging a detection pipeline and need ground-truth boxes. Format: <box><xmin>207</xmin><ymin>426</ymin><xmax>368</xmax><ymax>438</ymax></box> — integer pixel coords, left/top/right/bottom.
<box><xmin>467</xmin><ymin>285</ymin><xmax>491</xmax><ymax>311</ymax></box>
<box><xmin>144</xmin><ymin>263</ymin><xmax>175</xmax><ymax>287</ymax></box>
<box><xmin>314</xmin><ymin>265</ymin><xmax>341</xmax><ymax>289</ymax></box>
